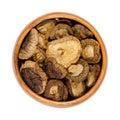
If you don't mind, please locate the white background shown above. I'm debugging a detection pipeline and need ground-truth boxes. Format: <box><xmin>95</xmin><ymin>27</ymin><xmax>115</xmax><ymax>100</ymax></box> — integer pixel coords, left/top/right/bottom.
<box><xmin>0</xmin><ymin>0</ymin><xmax>119</xmax><ymax>119</ymax></box>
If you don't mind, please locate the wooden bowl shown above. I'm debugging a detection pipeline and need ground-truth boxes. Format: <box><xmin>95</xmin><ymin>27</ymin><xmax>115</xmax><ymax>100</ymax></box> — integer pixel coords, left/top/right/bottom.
<box><xmin>13</xmin><ymin>12</ymin><xmax>107</xmax><ymax>108</ymax></box>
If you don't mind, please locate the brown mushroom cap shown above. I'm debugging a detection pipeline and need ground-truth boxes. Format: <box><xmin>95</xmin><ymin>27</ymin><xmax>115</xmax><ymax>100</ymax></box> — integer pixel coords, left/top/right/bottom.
<box><xmin>67</xmin><ymin>79</ymin><xmax>86</xmax><ymax>98</ymax></box>
<box><xmin>81</xmin><ymin>39</ymin><xmax>101</xmax><ymax>64</ymax></box>
<box><xmin>43</xmin><ymin>57</ymin><xmax>67</xmax><ymax>79</ymax></box>
<box><xmin>46</xmin><ymin>36</ymin><xmax>82</xmax><ymax>68</ymax></box>
<box><xmin>44</xmin><ymin>80</ymin><xmax>68</xmax><ymax>101</ymax></box>
<box><xmin>36</xmin><ymin>20</ymin><xmax>55</xmax><ymax>40</ymax></box>
<box><xmin>86</xmin><ymin>64</ymin><xmax>101</xmax><ymax>87</ymax></box>
<box><xmin>32</xmin><ymin>48</ymin><xmax>46</xmax><ymax>64</ymax></box>
<box><xmin>38</xmin><ymin>33</ymin><xmax>47</xmax><ymax>49</ymax></box>
<box><xmin>19</xmin><ymin>28</ymin><xmax>39</xmax><ymax>59</ymax></box>
<box><xmin>20</xmin><ymin>60</ymin><xmax>47</xmax><ymax>94</ymax></box>
<box><xmin>66</xmin><ymin>59</ymin><xmax>89</xmax><ymax>82</ymax></box>
<box><xmin>72</xmin><ymin>24</ymin><xmax>93</xmax><ymax>39</ymax></box>
<box><xmin>55</xmin><ymin>18</ymin><xmax>72</xmax><ymax>25</ymax></box>
<box><xmin>50</xmin><ymin>23</ymin><xmax>73</xmax><ymax>39</ymax></box>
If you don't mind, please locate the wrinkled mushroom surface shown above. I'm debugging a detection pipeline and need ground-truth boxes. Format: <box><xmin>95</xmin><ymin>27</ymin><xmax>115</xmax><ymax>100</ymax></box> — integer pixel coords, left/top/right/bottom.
<box><xmin>20</xmin><ymin>60</ymin><xmax>47</xmax><ymax>94</ymax></box>
<box><xmin>19</xmin><ymin>28</ymin><xmax>39</xmax><ymax>59</ymax></box>
<box><xmin>36</xmin><ymin>20</ymin><xmax>55</xmax><ymax>40</ymax></box>
<box><xmin>46</xmin><ymin>36</ymin><xmax>82</xmax><ymax>68</ymax></box>
<box><xmin>43</xmin><ymin>57</ymin><xmax>67</xmax><ymax>79</ymax></box>
<box><xmin>32</xmin><ymin>48</ymin><xmax>46</xmax><ymax>64</ymax></box>
<box><xmin>81</xmin><ymin>39</ymin><xmax>101</xmax><ymax>64</ymax></box>
<box><xmin>72</xmin><ymin>24</ymin><xmax>93</xmax><ymax>39</ymax></box>
<box><xmin>50</xmin><ymin>23</ymin><xmax>73</xmax><ymax>39</ymax></box>
<box><xmin>44</xmin><ymin>80</ymin><xmax>68</xmax><ymax>101</ymax></box>
<box><xmin>66</xmin><ymin>59</ymin><xmax>89</xmax><ymax>82</ymax></box>
<box><xmin>38</xmin><ymin>33</ymin><xmax>47</xmax><ymax>49</ymax></box>
<box><xmin>86</xmin><ymin>64</ymin><xmax>100</xmax><ymax>87</ymax></box>
<box><xmin>67</xmin><ymin>79</ymin><xmax>86</xmax><ymax>97</ymax></box>
<box><xmin>55</xmin><ymin>18</ymin><xmax>72</xmax><ymax>25</ymax></box>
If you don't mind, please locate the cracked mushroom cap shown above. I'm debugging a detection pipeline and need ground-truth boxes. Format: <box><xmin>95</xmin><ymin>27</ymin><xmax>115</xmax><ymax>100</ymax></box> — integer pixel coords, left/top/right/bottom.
<box><xmin>43</xmin><ymin>57</ymin><xmax>67</xmax><ymax>79</ymax></box>
<box><xmin>50</xmin><ymin>23</ymin><xmax>73</xmax><ymax>39</ymax></box>
<box><xmin>81</xmin><ymin>39</ymin><xmax>101</xmax><ymax>64</ymax></box>
<box><xmin>46</xmin><ymin>36</ymin><xmax>82</xmax><ymax>68</ymax></box>
<box><xmin>44</xmin><ymin>80</ymin><xmax>68</xmax><ymax>101</ymax></box>
<box><xmin>19</xmin><ymin>28</ymin><xmax>39</xmax><ymax>59</ymax></box>
<box><xmin>66</xmin><ymin>59</ymin><xmax>89</xmax><ymax>82</ymax></box>
<box><xmin>86</xmin><ymin>64</ymin><xmax>101</xmax><ymax>88</ymax></box>
<box><xmin>20</xmin><ymin>60</ymin><xmax>47</xmax><ymax>94</ymax></box>
<box><xmin>67</xmin><ymin>79</ymin><xmax>86</xmax><ymax>98</ymax></box>
<box><xmin>72</xmin><ymin>24</ymin><xmax>93</xmax><ymax>39</ymax></box>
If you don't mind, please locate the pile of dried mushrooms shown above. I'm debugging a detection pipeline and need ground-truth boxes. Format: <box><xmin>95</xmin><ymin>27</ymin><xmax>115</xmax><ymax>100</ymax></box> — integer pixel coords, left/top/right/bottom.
<box><xmin>18</xmin><ymin>18</ymin><xmax>101</xmax><ymax>101</ymax></box>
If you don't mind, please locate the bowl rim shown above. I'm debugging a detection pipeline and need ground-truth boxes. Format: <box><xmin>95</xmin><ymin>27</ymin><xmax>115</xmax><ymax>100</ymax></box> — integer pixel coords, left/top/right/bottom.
<box><xmin>13</xmin><ymin>12</ymin><xmax>107</xmax><ymax>108</ymax></box>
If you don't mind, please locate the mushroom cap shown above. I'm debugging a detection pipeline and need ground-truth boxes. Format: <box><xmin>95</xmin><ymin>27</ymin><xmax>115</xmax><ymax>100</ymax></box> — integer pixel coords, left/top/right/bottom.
<box><xmin>67</xmin><ymin>79</ymin><xmax>86</xmax><ymax>98</ymax></box>
<box><xmin>19</xmin><ymin>28</ymin><xmax>39</xmax><ymax>59</ymax></box>
<box><xmin>43</xmin><ymin>57</ymin><xmax>67</xmax><ymax>79</ymax></box>
<box><xmin>55</xmin><ymin>18</ymin><xmax>72</xmax><ymax>25</ymax></box>
<box><xmin>32</xmin><ymin>48</ymin><xmax>46</xmax><ymax>63</ymax></box>
<box><xmin>20</xmin><ymin>60</ymin><xmax>47</xmax><ymax>94</ymax></box>
<box><xmin>66</xmin><ymin>59</ymin><xmax>89</xmax><ymax>82</ymax></box>
<box><xmin>72</xmin><ymin>24</ymin><xmax>93</xmax><ymax>39</ymax></box>
<box><xmin>44</xmin><ymin>80</ymin><xmax>68</xmax><ymax>101</ymax></box>
<box><xmin>38</xmin><ymin>33</ymin><xmax>47</xmax><ymax>49</ymax></box>
<box><xmin>50</xmin><ymin>23</ymin><xmax>73</xmax><ymax>39</ymax></box>
<box><xmin>36</xmin><ymin>20</ymin><xmax>55</xmax><ymax>40</ymax></box>
<box><xmin>86</xmin><ymin>64</ymin><xmax>101</xmax><ymax>87</ymax></box>
<box><xmin>81</xmin><ymin>39</ymin><xmax>101</xmax><ymax>64</ymax></box>
<box><xmin>46</xmin><ymin>36</ymin><xmax>82</xmax><ymax>68</ymax></box>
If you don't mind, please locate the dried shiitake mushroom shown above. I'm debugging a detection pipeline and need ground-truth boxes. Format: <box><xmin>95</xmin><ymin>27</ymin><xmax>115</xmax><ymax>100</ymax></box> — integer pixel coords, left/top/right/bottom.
<box><xmin>38</xmin><ymin>33</ymin><xmax>47</xmax><ymax>49</ymax></box>
<box><xmin>66</xmin><ymin>59</ymin><xmax>89</xmax><ymax>82</ymax></box>
<box><xmin>81</xmin><ymin>39</ymin><xmax>101</xmax><ymax>64</ymax></box>
<box><xmin>44</xmin><ymin>80</ymin><xmax>68</xmax><ymax>101</ymax></box>
<box><xmin>43</xmin><ymin>57</ymin><xmax>67</xmax><ymax>79</ymax></box>
<box><xmin>36</xmin><ymin>20</ymin><xmax>55</xmax><ymax>40</ymax></box>
<box><xmin>32</xmin><ymin>48</ymin><xmax>46</xmax><ymax>64</ymax></box>
<box><xmin>72</xmin><ymin>24</ymin><xmax>93</xmax><ymax>39</ymax></box>
<box><xmin>86</xmin><ymin>64</ymin><xmax>100</xmax><ymax>87</ymax></box>
<box><xmin>55</xmin><ymin>18</ymin><xmax>72</xmax><ymax>25</ymax></box>
<box><xmin>46</xmin><ymin>36</ymin><xmax>82</xmax><ymax>68</ymax></box>
<box><xmin>50</xmin><ymin>23</ymin><xmax>73</xmax><ymax>39</ymax></box>
<box><xmin>67</xmin><ymin>79</ymin><xmax>86</xmax><ymax>98</ymax></box>
<box><xmin>20</xmin><ymin>60</ymin><xmax>47</xmax><ymax>94</ymax></box>
<box><xmin>19</xmin><ymin>28</ymin><xmax>39</xmax><ymax>59</ymax></box>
